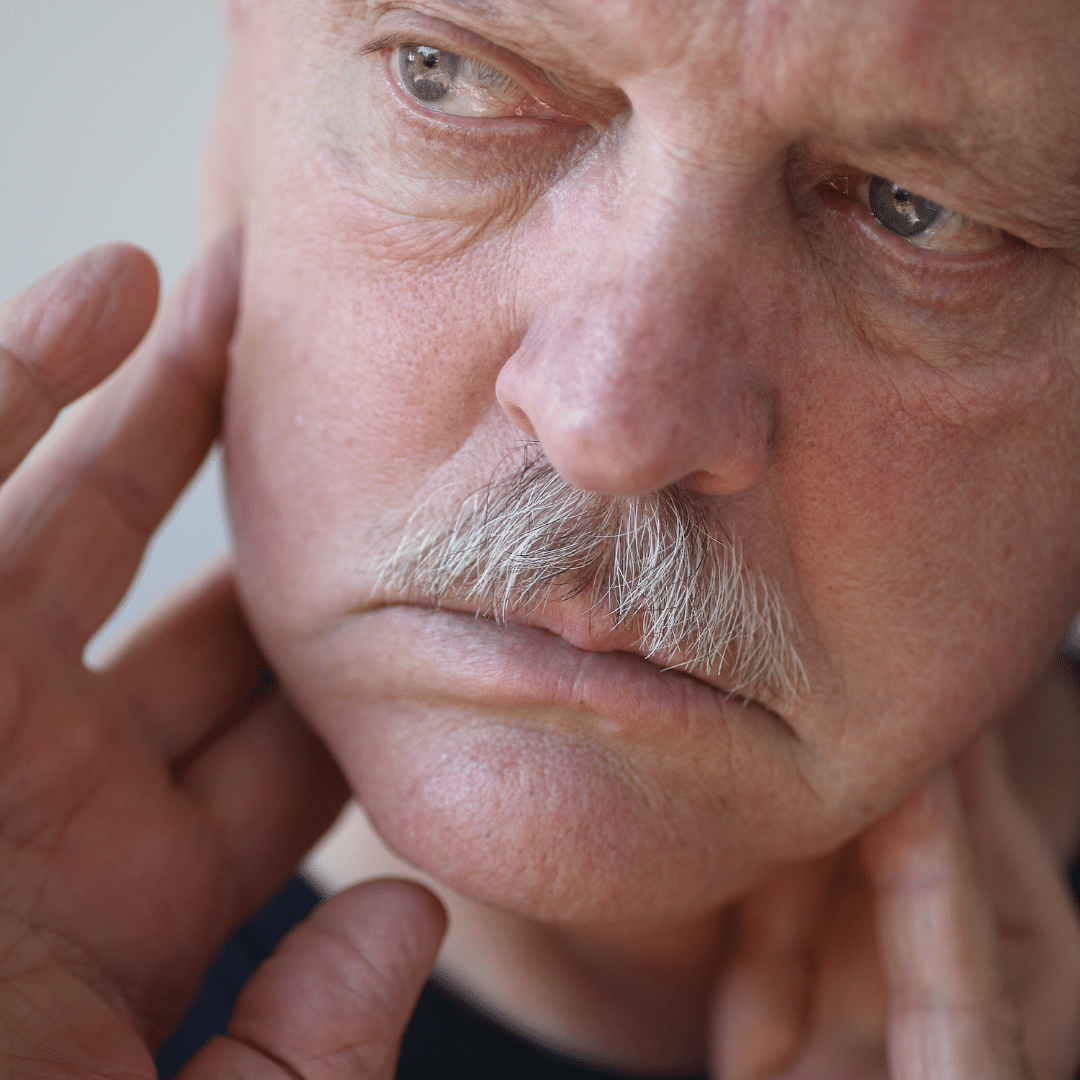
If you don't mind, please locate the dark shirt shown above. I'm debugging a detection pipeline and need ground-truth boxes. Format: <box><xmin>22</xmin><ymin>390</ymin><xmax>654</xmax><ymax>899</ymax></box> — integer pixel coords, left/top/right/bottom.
<box><xmin>154</xmin><ymin>875</ymin><xmax>705</xmax><ymax>1080</ymax></box>
<box><xmin>157</xmin><ymin>863</ymin><xmax>1080</xmax><ymax>1080</ymax></box>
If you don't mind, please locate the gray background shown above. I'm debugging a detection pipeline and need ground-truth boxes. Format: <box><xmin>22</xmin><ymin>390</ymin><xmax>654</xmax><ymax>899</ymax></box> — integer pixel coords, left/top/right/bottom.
<box><xmin>0</xmin><ymin>0</ymin><xmax>230</xmax><ymax>657</ymax></box>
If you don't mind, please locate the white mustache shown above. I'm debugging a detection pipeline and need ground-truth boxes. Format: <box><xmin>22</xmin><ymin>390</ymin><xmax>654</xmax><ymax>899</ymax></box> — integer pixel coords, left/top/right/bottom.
<box><xmin>376</xmin><ymin>445</ymin><xmax>806</xmax><ymax>703</ymax></box>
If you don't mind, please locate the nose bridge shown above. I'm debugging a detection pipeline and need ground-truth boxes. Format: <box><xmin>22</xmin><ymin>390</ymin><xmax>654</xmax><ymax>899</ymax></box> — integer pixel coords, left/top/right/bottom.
<box><xmin>595</xmin><ymin>141</ymin><xmax>752</xmax><ymax>326</ymax></box>
<box><xmin>586</xmin><ymin>164</ymin><xmax>750</xmax><ymax>390</ymax></box>
<box><xmin>496</xmin><ymin>147</ymin><xmax>772</xmax><ymax>497</ymax></box>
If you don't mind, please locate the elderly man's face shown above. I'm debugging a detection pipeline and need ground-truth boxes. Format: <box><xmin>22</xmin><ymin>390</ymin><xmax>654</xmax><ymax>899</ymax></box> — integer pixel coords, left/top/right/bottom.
<box><xmin>217</xmin><ymin>0</ymin><xmax>1080</xmax><ymax>924</ymax></box>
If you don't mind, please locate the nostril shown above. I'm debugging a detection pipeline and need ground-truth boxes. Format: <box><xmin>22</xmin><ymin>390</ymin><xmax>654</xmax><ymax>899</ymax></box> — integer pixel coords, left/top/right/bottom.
<box><xmin>497</xmin><ymin>398</ymin><xmax>537</xmax><ymax>439</ymax></box>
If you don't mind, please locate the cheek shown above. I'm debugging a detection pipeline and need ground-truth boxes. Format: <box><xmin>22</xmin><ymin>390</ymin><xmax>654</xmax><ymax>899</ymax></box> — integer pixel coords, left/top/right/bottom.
<box><xmin>775</xmin><ymin>311</ymin><xmax>1080</xmax><ymax>786</ymax></box>
<box><xmin>225</xmin><ymin>195</ymin><xmax>529</xmax><ymax>640</ymax></box>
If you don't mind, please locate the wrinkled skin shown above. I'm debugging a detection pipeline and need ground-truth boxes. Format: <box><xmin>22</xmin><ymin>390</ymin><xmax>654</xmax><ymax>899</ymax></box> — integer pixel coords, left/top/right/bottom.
<box><xmin>0</xmin><ymin>241</ymin><xmax>1074</xmax><ymax>1080</ymax></box>
<box><xmin>201</xmin><ymin>0</ymin><xmax>1080</xmax><ymax>1069</ymax></box>
<box><xmin>0</xmin><ymin>0</ymin><xmax>1076</xmax><ymax>1076</ymax></box>
<box><xmin>214</xmin><ymin>0</ymin><xmax>1080</xmax><ymax>922</ymax></box>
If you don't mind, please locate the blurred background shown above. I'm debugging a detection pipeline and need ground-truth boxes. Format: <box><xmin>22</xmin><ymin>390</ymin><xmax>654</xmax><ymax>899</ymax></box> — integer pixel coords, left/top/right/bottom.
<box><xmin>0</xmin><ymin>0</ymin><xmax>229</xmax><ymax>657</ymax></box>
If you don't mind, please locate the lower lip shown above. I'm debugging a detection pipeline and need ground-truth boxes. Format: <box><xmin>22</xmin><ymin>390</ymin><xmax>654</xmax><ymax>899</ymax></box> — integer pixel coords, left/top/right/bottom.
<box><xmin>354</xmin><ymin>605</ymin><xmax>787</xmax><ymax>743</ymax></box>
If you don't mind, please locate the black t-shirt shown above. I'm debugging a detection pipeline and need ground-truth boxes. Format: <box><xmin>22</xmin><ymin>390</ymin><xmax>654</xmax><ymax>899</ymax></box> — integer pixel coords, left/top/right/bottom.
<box><xmin>398</xmin><ymin>981</ymin><xmax>705</xmax><ymax>1080</ymax></box>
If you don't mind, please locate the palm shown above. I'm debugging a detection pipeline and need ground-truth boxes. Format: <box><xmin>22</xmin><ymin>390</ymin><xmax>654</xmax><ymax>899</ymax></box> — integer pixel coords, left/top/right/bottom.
<box><xmin>3</xmin><ymin>621</ymin><xmax>239</xmax><ymax>1046</ymax></box>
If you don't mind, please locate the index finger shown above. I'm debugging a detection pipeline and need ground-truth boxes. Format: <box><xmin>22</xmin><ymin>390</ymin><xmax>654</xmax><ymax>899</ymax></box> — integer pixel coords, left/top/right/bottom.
<box><xmin>862</xmin><ymin>768</ymin><xmax>1032</xmax><ymax>1080</ymax></box>
<box><xmin>0</xmin><ymin>231</ymin><xmax>240</xmax><ymax>647</ymax></box>
<box><xmin>0</xmin><ymin>245</ymin><xmax>159</xmax><ymax>483</ymax></box>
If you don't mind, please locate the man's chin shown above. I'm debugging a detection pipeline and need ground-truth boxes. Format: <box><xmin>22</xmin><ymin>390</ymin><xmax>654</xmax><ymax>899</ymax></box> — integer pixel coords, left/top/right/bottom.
<box><xmin>282</xmin><ymin>605</ymin><xmax>843</xmax><ymax>925</ymax></box>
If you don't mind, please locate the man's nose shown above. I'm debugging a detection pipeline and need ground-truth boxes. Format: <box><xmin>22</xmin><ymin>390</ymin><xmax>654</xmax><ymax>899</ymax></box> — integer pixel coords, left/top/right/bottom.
<box><xmin>495</xmin><ymin>187</ymin><xmax>775</xmax><ymax>499</ymax></box>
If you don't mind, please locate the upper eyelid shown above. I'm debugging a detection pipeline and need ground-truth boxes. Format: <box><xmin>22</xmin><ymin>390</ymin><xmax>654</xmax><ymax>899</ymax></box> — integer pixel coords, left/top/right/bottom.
<box><xmin>360</xmin><ymin>13</ymin><xmax>580</xmax><ymax>115</ymax></box>
<box><xmin>366</xmin><ymin>35</ymin><xmax>514</xmax><ymax>93</ymax></box>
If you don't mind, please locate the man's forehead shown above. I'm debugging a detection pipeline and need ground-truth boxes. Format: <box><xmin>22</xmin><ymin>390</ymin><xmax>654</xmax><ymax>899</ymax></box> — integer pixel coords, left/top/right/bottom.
<box><xmin>357</xmin><ymin>0</ymin><xmax>1078</xmax><ymax>71</ymax></box>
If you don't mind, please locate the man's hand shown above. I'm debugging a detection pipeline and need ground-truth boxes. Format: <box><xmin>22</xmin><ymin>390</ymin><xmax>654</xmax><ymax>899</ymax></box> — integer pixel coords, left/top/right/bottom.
<box><xmin>712</xmin><ymin>731</ymin><xmax>1080</xmax><ymax>1079</ymax></box>
<box><xmin>0</xmin><ymin>239</ymin><xmax>444</xmax><ymax>1078</ymax></box>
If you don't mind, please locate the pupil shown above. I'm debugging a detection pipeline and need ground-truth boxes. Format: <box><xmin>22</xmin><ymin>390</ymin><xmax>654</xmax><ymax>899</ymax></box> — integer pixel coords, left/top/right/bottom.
<box><xmin>867</xmin><ymin>176</ymin><xmax>943</xmax><ymax>238</ymax></box>
<box><xmin>400</xmin><ymin>45</ymin><xmax>461</xmax><ymax>104</ymax></box>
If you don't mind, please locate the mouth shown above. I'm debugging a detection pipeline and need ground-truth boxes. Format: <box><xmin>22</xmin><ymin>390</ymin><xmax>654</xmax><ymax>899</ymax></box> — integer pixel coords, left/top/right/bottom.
<box><xmin>401</xmin><ymin>594</ymin><xmax>759</xmax><ymax>702</ymax></box>
<box><xmin>345</xmin><ymin>602</ymin><xmax>796</xmax><ymax>752</ymax></box>
<box><xmin>302</xmin><ymin>599</ymin><xmax>808</xmax><ymax>927</ymax></box>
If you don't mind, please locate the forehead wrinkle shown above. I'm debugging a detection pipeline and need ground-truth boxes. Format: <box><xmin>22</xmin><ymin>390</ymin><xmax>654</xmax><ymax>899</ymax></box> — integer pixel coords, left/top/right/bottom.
<box><xmin>344</xmin><ymin>0</ymin><xmax>500</xmax><ymax>15</ymax></box>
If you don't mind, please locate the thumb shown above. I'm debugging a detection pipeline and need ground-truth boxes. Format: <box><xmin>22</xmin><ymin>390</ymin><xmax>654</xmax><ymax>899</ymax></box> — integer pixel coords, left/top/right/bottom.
<box><xmin>180</xmin><ymin>879</ymin><xmax>447</xmax><ymax>1080</ymax></box>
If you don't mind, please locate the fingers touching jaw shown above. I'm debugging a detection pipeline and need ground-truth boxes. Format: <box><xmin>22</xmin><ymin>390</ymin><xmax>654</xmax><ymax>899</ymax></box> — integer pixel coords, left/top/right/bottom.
<box><xmin>711</xmin><ymin>745</ymin><xmax>1080</xmax><ymax>1080</ymax></box>
<box><xmin>954</xmin><ymin>735</ymin><xmax>1080</xmax><ymax>1080</ymax></box>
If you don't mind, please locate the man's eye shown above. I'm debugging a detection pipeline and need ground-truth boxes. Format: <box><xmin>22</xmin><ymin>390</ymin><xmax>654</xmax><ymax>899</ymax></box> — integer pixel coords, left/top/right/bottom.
<box><xmin>860</xmin><ymin>176</ymin><xmax>1005</xmax><ymax>254</ymax></box>
<box><xmin>397</xmin><ymin>44</ymin><xmax>532</xmax><ymax>119</ymax></box>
